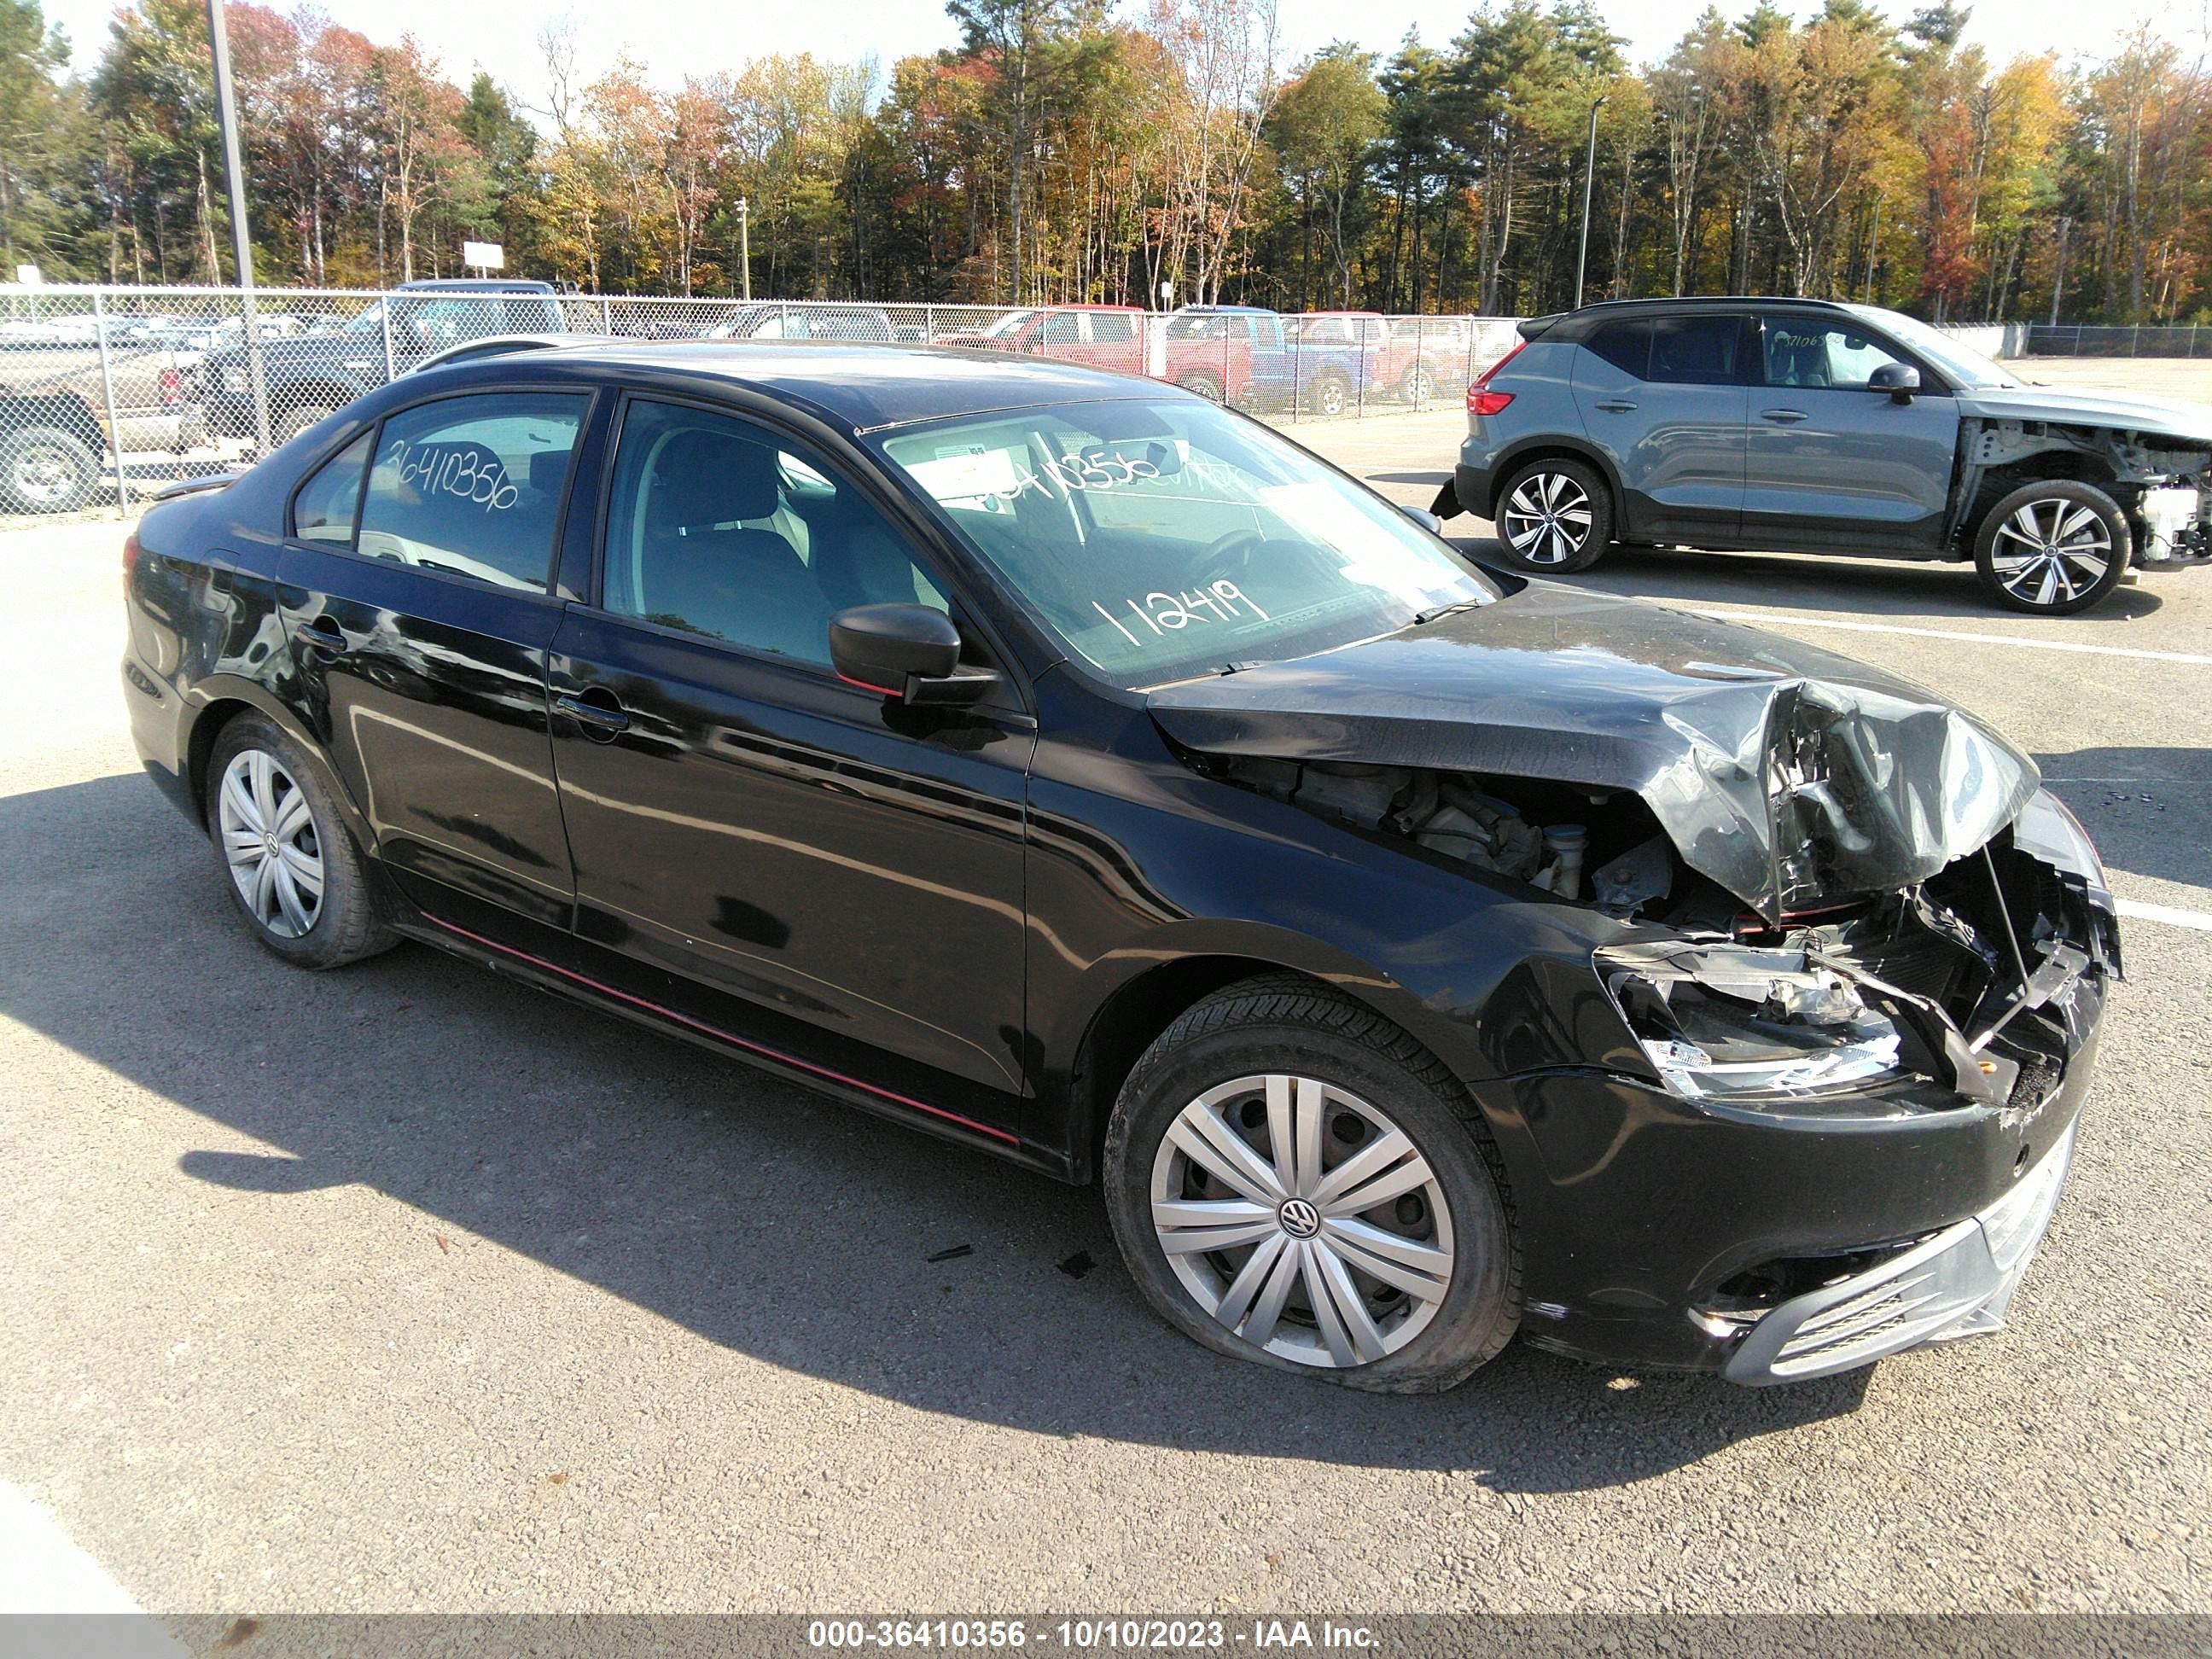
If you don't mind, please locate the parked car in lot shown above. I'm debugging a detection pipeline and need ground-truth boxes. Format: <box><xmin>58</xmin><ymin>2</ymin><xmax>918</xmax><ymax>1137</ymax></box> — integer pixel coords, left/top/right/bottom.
<box><xmin>704</xmin><ymin>303</ymin><xmax>899</xmax><ymax>343</ymax></box>
<box><xmin>1291</xmin><ymin>311</ymin><xmax>1467</xmax><ymax>405</ymax></box>
<box><xmin>124</xmin><ymin>342</ymin><xmax>2116</xmax><ymax>1389</ymax></box>
<box><xmin>0</xmin><ymin>331</ymin><xmax>207</xmax><ymax>513</ymax></box>
<box><xmin>202</xmin><ymin>278</ymin><xmax>568</xmax><ymax>444</ymax></box>
<box><xmin>932</xmin><ymin>304</ymin><xmax>1145</xmax><ymax>375</ymax></box>
<box><xmin>1439</xmin><ymin>294</ymin><xmax>2212</xmax><ymax>614</ymax></box>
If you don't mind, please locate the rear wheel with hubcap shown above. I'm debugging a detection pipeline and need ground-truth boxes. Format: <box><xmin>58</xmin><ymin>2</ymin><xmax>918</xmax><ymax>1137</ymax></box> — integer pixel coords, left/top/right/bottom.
<box><xmin>1493</xmin><ymin>456</ymin><xmax>1611</xmax><ymax>574</ymax></box>
<box><xmin>1104</xmin><ymin>975</ymin><xmax>1519</xmax><ymax>1392</ymax></box>
<box><xmin>207</xmin><ymin>714</ymin><xmax>394</xmax><ymax>969</ymax></box>
<box><xmin>1972</xmin><ymin>480</ymin><xmax>2129</xmax><ymax>615</ymax></box>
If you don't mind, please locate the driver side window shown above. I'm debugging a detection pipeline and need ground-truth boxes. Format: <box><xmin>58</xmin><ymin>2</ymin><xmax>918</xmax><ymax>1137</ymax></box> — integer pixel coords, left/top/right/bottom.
<box><xmin>1761</xmin><ymin>317</ymin><xmax>1911</xmax><ymax>391</ymax></box>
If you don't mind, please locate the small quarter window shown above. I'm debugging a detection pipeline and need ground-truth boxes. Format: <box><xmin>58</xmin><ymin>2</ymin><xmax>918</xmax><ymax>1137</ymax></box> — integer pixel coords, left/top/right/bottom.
<box><xmin>291</xmin><ymin>432</ymin><xmax>372</xmax><ymax>544</ymax></box>
<box><xmin>1584</xmin><ymin>321</ymin><xmax>1650</xmax><ymax>379</ymax></box>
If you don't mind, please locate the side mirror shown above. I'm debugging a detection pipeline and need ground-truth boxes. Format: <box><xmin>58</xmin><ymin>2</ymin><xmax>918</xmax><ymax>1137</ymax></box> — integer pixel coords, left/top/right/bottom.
<box><xmin>828</xmin><ymin>603</ymin><xmax>999</xmax><ymax>707</ymax></box>
<box><xmin>1400</xmin><ymin>504</ymin><xmax>1445</xmax><ymax>536</ymax></box>
<box><xmin>1869</xmin><ymin>362</ymin><xmax>1920</xmax><ymax>403</ymax></box>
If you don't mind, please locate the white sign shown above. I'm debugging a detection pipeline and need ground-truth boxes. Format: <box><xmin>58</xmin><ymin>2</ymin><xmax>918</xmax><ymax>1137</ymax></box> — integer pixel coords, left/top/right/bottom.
<box><xmin>462</xmin><ymin>241</ymin><xmax>505</xmax><ymax>271</ymax></box>
<box><xmin>14</xmin><ymin>264</ymin><xmax>41</xmax><ymax>286</ymax></box>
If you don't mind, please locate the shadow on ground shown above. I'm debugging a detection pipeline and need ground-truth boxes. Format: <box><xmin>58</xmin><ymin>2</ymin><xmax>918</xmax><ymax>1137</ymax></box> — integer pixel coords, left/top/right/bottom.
<box><xmin>1427</xmin><ymin>536</ymin><xmax>2174</xmax><ymax>625</ymax></box>
<box><xmin>3</xmin><ymin>771</ymin><xmax>1873</xmax><ymax>1489</ymax></box>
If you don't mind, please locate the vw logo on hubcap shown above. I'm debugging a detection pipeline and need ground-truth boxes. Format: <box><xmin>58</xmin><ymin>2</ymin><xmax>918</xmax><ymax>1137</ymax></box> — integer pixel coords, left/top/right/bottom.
<box><xmin>1278</xmin><ymin>1198</ymin><xmax>1321</xmax><ymax>1239</ymax></box>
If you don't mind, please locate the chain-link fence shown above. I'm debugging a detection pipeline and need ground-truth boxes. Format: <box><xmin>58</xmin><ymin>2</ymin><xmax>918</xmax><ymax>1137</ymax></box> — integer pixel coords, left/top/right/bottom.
<box><xmin>0</xmin><ymin>282</ymin><xmax>1536</xmax><ymax>526</ymax></box>
<box><xmin>2022</xmin><ymin>323</ymin><xmax>2212</xmax><ymax>358</ymax></box>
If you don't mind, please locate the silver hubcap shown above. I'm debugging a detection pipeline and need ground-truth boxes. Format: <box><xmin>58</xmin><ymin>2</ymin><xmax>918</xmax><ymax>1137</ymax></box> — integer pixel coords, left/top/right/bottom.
<box><xmin>1150</xmin><ymin>1074</ymin><xmax>1456</xmax><ymax>1369</ymax></box>
<box><xmin>1405</xmin><ymin>369</ymin><xmax>1434</xmax><ymax>403</ymax></box>
<box><xmin>12</xmin><ymin>444</ymin><xmax>81</xmax><ymax>507</ymax></box>
<box><xmin>1503</xmin><ymin>472</ymin><xmax>1592</xmax><ymax>565</ymax></box>
<box><xmin>217</xmin><ymin>748</ymin><xmax>324</xmax><ymax>938</ymax></box>
<box><xmin>1992</xmin><ymin>498</ymin><xmax>2112</xmax><ymax>606</ymax></box>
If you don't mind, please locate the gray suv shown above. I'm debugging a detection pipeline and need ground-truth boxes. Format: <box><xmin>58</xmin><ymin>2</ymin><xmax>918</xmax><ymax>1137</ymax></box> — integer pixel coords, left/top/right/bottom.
<box><xmin>1435</xmin><ymin>297</ymin><xmax>2212</xmax><ymax>614</ymax></box>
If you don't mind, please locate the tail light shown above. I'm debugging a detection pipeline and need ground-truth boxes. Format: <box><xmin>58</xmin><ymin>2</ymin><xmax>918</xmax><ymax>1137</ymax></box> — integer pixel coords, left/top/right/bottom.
<box><xmin>122</xmin><ymin>530</ymin><xmax>143</xmax><ymax>592</ymax></box>
<box><xmin>159</xmin><ymin>368</ymin><xmax>183</xmax><ymax>407</ymax></box>
<box><xmin>1467</xmin><ymin>339</ymin><xmax>1528</xmax><ymax>417</ymax></box>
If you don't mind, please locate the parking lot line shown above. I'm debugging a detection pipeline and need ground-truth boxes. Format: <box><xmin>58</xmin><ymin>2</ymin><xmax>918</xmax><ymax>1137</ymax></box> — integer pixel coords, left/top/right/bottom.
<box><xmin>1687</xmin><ymin>608</ymin><xmax>2212</xmax><ymax>666</ymax></box>
<box><xmin>2115</xmin><ymin>897</ymin><xmax>2212</xmax><ymax>932</ymax></box>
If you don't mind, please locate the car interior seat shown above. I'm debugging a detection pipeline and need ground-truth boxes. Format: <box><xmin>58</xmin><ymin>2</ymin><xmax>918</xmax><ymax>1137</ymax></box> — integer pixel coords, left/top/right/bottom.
<box><xmin>636</xmin><ymin>427</ymin><xmax>832</xmax><ymax>659</ymax></box>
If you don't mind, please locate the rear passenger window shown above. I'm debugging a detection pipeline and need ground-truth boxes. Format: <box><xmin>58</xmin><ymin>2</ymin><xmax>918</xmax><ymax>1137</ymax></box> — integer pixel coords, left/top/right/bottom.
<box><xmin>358</xmin><ymin>393</ymin><xmax>587</xmax><ymax>591</ymax></box>
<box><xmin>1042</xmin><ymin>311</ymin><xmax>1083</xmax><ymax>346</ymax></box>
<box><xmin>1649</xmin><ymin>317</ymin><xmax>1743</xmax><ymax>386</ymax></box>
<box><xmin>1091</xmin><ymin>312</ymin><xmax>1135</xmax><ymax>342</ymax></box>
<box><xmin>1585</xmin><ymin>321</ymin><xmax>1650</xmax><ymax>378</ymax></box>
<box><xmin>291</xmin><ymin>432</ymin><xmax>372</xmax><ymax>544</ymax></box>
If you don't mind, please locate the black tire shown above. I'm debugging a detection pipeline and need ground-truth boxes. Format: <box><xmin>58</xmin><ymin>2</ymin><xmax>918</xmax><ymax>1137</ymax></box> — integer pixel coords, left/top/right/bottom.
<box><xmin>0</xmin><ymin>425</ymin><xmax>99</xmax><ymax>515</ymax></box>
<box><xmin>1103</xmin><ymin>974</ymin><xmax>1520</xmax><ymax>1394</ymax></box>
<box><xmin>1492</xmin><ymin>456</ymin><xmax>1612</xmax><ymax>574</ymax></box>
<box><xmin>1177</xmin><ymin>371</ymin><xmax>1225</xmax><ymax>404</ymax></box>
<box><xmin>1972</xmin><ymin>480</ymin><xmax>2130</xmax><ymax>616</ymax></box>
<box><xmin>206</xmin><ymin>713</ymin><xmax>395</xmax><ymax>969</ymax></box>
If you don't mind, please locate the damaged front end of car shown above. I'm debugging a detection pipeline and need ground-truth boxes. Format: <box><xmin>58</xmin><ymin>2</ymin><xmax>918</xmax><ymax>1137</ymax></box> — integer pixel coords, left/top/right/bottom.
<box><xmin>1147</xmin><ymin>588</ymin><xmax>2121</xmax><ymax>1379</ymax></box>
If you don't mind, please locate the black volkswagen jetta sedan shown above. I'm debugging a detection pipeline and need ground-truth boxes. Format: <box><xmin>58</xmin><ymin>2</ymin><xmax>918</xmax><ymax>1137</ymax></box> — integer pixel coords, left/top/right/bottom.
<box><xmin>120</xmin><ymin>341</ymin><xmax>2117</xmax><ymax>1391</ymax></box>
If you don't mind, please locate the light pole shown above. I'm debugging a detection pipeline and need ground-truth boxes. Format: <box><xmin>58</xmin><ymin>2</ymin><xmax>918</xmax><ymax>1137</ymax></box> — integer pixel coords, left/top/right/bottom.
<box><xmin>206</xmin><ymin>0</ymin><xmax>268</xmax><ymax>450</ymax></box>
<box><xmin>1575</xmin><ymin>93</ymin><xmax>1607</xmax><ymax>311</ymax></box>
<box><xmin>736</xmin><ymin>198</ymin><xmax>751</xmax><ymax>301</ymax></box>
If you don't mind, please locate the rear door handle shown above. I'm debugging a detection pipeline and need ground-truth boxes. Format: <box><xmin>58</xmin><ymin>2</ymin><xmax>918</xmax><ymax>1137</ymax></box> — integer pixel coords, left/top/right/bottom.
<box><xmin>1761</xmin><ymin>408</ymin><xmax>1808</xmax><ymax>423</ymax></box>
<box><xmin>1592</xmin><ymin>399</ymin><xmax>1639</xmax><ymax>412</ymax></box>
<box><xmin>556</xmin><ymin>690</ymin><xmax>631</xmax><ymax>737</ymax></box>
<box><xmin>294</xmin><ymin>618</ymin><xmax>346</xmax><ymax>655</ymax></box>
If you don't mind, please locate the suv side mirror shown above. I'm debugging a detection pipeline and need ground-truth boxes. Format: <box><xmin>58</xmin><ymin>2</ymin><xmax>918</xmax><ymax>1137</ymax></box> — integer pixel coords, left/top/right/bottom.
<box><xmin>1399</xmin><ymin>504</ymin><xmax>1445</xmax><ymax>536</ymax></box>
<box><xmin>1869</xmin><ymin>362</ymin><xmax>1920</xmax><ymax>403</ymax></box>
<box><xmin>829</xmin><ymin>603</ymin><xmax>1000</xmax><ymax>707</ymax></box>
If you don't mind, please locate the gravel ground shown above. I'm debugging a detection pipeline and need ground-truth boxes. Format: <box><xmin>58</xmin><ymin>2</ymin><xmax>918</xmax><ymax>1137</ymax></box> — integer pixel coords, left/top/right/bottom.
<box><xmin>0</xmin><ymin>365</ymin><xmax>2207</xmax><ymax>1621</ymax></box>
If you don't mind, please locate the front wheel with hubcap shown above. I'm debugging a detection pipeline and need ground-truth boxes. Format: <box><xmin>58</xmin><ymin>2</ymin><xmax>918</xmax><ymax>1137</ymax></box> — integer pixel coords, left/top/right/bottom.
<box><xmin>0</xmin><ymin>426</ymin><xmax>99</xmax><ymax>515</ymax></box>
<box><xmin>1103</xmin><ymin>976</ymin><xmax>1519</xmax><ymax>1392</ymax></box>
<box><xmin>1972</xmin><ymin>480</ymin><xmax>2130</xmax><ymax>615</ymax></box>
<box><xmin>207</xmin><ymin>714</ymin><xmax>394</xmax><ymax>969</ymax></box>
<box><xmin>1493</xmin><ymin>456</ymin><xmax>1611</xmax><ymax>574</ymax></box>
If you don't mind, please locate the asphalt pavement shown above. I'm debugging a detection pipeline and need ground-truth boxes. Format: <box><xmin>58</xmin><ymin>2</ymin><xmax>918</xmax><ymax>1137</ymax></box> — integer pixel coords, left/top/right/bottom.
<box><xmin>0</xmin><ymin>364</ymin><xmax>2206</xmax><ymax>1621</ymax></box>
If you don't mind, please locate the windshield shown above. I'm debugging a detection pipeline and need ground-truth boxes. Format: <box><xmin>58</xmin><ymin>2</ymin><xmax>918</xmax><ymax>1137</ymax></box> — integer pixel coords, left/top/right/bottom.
<box><xmin>876</xmin><ymin>398</ymin><xmax>1498</xmax><ymax>689</ymax></box>
<box><xmin>1852</xmin><ymin>306</ymin><xmax>2019</xmax><ymax>389</ymax></box>
<box><xmin>982</xmin><ymin>310</ymin><xmax>1037</xmax><ymax>339</ymax></box>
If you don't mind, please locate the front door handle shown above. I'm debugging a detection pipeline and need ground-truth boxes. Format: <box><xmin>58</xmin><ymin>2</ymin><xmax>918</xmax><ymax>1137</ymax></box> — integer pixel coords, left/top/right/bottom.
<box><xmin>294</xmin><ymin>618</ymin><xmax>346</xmax><ymax>655</ymax></box>
<box><xmin>1592</xmin><ymin>399</ymin><xmax>1639</xmax><ymax>412</ymax></box>
<box><xmin>556</xmin><ymin>689</ymin><xmax>631</xmax><ymax>738</ymax></box>
<box><xmin>1761</xmin><ymin>407</ymin><xmax>1809</xmax><ymax>423</ymax></box>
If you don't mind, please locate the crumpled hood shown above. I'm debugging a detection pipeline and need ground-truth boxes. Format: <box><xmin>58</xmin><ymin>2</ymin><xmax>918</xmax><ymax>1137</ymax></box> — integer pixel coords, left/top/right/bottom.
<box><xmin>1146</xmin><ymin>584</ymin><xmax>2039</xmax><ymax>921</ymax></box>
<box><xmin>1958</xmin><ymin>385</ymin><xmax>2212</xmax><ymax>445</ymax></box>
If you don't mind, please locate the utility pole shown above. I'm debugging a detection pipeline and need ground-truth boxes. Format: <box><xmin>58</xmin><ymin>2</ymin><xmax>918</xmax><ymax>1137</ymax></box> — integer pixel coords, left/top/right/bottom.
<box><xmin>2049</xmin><ymin>216</ymin><xmax>2072</xmax><ymax>327</ymax></box>
<box><xmin>736</xmin><ymin>198</ymin><xmax>751</xmax><ymax>301</ymax></box>
<box><xmin>206</xmin><ymin>0</ymin><xmax>268</xmax><ymax>451</ymax></box>
<box><xmin>1575</xmin><ymin>95</ymin><xmax>1606</xmax><ymax>310</ymax></box>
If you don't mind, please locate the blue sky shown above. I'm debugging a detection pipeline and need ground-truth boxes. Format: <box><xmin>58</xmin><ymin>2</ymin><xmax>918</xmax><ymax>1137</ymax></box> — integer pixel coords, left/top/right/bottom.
<box><xmin>39</xmin><ymin>0</ymin><xmax>2204</xmax><ymax>102</ymax></box>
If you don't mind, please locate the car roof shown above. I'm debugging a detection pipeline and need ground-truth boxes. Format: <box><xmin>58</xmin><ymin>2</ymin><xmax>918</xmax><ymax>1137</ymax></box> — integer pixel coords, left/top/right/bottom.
<box><xmin>394</xmin><ymin>278</ymin><xmax>557</xmax><ymax>294</ymax></box>
<box><xmin>1568</xmin><ymin>295</ymin><xmax>1853</xmax><ymax>317</ymax></box>
<box><xmin>423</xmin><ymin>341</ymin><xmax>1176</xmax><ymax>432</ymax></box>
<box><xmin>1178</xmin><ymin>304</ymin><xmax>1273</xmax><ymax>315</ymax></box>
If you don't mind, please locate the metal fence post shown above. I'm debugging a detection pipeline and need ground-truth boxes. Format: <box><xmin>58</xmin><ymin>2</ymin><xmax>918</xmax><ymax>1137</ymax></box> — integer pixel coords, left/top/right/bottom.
<box><xmin>924</xmin><ymin>303</ymin><xmax>934</xmax><ymax>344</ymax></box>
<box><xmin>380</xmin><ymin>300</ymin><xmax>396</xmax><ymax>382</ymax></box>
<box><xmin>91</xmin><ymin>289</ymin><xmax>130</xmax><ymax>514</ymax></box>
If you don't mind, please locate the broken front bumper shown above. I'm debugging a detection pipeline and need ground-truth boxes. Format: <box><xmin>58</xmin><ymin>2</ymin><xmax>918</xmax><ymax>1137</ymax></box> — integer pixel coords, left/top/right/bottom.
<box><xmin>1720</xmin><ymin>1121</ymin><xmax>2078</xmax><ymax>1385</ymax></box>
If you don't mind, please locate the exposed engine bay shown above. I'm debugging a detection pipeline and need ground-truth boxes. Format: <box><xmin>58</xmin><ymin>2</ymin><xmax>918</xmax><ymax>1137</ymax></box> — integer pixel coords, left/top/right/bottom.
<box><xmin>1962</xmin><ymin>416</ymin><xmax>2212</xmax><ymax>562</ymax></box>
<box><xmin>1204</xmin><ymin>754</ymin><xmax>2121</xmax><ymax>1116</ymax></box>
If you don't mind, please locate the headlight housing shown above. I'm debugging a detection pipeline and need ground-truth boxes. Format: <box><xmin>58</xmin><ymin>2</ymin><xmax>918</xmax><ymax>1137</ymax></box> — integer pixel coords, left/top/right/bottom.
<box><xmin>1596</xmin><ymin>940</ymin><xmax>1906</xmax><ymax>1101</ymax></box>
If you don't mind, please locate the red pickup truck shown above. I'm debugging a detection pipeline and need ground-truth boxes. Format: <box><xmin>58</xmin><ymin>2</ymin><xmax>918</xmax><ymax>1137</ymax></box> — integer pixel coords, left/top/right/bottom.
<box><xmin>934</xmin><ymin>305</ymin><xmax>1145</xmax><ymax>375</ymax></box>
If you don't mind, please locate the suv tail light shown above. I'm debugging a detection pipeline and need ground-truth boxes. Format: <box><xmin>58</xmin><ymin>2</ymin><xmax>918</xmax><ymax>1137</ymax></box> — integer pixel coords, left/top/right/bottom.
<box><xmin>159</xmin><ymin>368</ymin><xmax>183</xmax><ymax>407</ymax></box>
<box><xmin>122</xmin><ymin>530</ymin><xmax>143</xmax><ymax>591</ymax></box>
<box><xmin>1467</xmin><ymin>338</ymin><xmax>1528</xmax><ymax>417</ymax></box>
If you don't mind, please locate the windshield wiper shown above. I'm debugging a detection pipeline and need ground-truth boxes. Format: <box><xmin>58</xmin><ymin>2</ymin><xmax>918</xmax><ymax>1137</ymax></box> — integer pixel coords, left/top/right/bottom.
<box><xmin>1412</xmin><ymin>599</ymin><xmax>1484</xmax><ymax>626</ymax></box>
